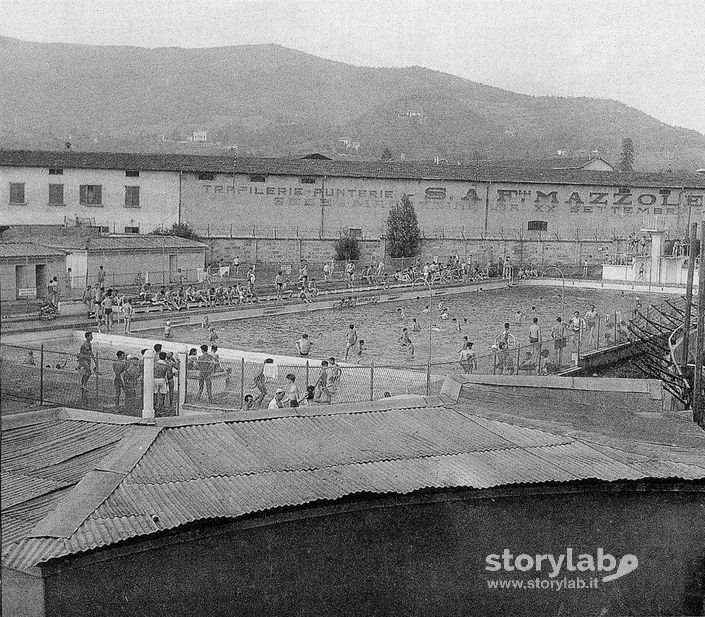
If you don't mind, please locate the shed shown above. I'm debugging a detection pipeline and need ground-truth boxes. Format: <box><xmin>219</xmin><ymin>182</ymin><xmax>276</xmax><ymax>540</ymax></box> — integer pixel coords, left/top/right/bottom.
<box><xmin>0</xmin><ymin>243</ymin><xmax>66</xmax><ymax>302</ymax></box>
<box><xmin>41</xmin><ymin>234</ymin><xmax>207</xmax><ymax>289</ymax></box>
<box><xmin>2</xmin><ymin>397</ymin><xmax>704</xmax><ymax>616</ymax></box>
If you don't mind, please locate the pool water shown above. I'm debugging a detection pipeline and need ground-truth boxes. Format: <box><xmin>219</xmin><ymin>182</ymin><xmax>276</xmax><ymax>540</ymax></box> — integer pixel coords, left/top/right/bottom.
<box><xmin>169</xmin><ymin>286</ymin><xmax>673</xmax><ymax>366</ymax></box>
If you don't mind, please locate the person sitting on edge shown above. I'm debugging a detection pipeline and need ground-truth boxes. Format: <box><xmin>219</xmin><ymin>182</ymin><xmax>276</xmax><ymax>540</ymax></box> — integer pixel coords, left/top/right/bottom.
<box><xmin>295</xmin><ymin>334</ymin><xmax>313</xmax><ymax>356</ymax></box>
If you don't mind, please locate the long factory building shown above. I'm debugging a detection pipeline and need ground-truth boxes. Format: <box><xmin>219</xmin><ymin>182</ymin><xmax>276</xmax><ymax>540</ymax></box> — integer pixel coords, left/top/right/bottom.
<box><xmin>1</xmin><ymin>150</ymin><xmax>704</xmax><ymax>239</ymax></box>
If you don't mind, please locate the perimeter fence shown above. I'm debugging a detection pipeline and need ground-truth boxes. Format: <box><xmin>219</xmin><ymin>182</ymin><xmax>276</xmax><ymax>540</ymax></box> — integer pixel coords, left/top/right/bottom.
<box><xmin>2</xmin><ymin>307</ymin><xmax>634</xmax><ymax>414</ymax></box>
<box><xmin>1</xmin><ymin>343</ymin><xmax>146</xmax><ymax>416</ymax></box>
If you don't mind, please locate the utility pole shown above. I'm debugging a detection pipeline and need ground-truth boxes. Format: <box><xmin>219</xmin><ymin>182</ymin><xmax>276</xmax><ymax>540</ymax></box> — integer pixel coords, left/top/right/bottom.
<box><xmin>682</xmin><ymin>222</ymin><xmax>697</xmax><ymax>367</ymax></box>
<box><xmin>693</xmin><ymin>221</ymin><xmax>705</xmax><ymax>426</ymax></box>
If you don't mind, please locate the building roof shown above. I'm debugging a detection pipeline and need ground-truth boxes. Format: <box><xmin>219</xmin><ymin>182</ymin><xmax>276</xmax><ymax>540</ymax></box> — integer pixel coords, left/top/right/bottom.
<box><xmin>0</xmin><ymin>242</ymin><xmax>66</xmax><ymax>259</ymax></box>
<box><xmin>39</xmin><ymin>234</ymin><xmax>206</xmax><ymax>252</ymax></box>
<box><xmin>3</xmin><ymin>399</ymin><xmax>704</xmax><ymax>573</ymax></box>
<box><xmin>1</xmin><ymin>149</ymin><xmax>704</xmax><ymax>189</ymax></box>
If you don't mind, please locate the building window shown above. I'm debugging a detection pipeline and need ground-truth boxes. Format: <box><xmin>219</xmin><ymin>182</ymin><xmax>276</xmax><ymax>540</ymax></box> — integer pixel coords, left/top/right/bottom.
<box><xmin>49</xmin><ymin>168</ymin><xmax>63</xmax><ymax>175</ymax></box>
<box><xmin>9</xmin><ymin>183</ymin><xmax>25</xmax><ymax>204</ymax></box>
<box><xmin>527</xmin><ymin>220</ymin><xmax>548</xmax><ymax>232</ymax></box>
<box><xmin>249</xmin><ymin>174</ymin><xmax>266</xmax><ymax>183</ymax></box>
<box><xmin>79</xmin><ymin>184</ymin><xmax>102</xmax><ymax>206</ymax></box>
<box><xmin>348</xmin><ymin>227</ymin><xmax>363</xmax><ymax>239</ymax></box>
<box><xmin>198</xmin><ymin>172</ymin><xmax>215</xmax><ymax>181</ymax></box>
<box><xmin>125</xmin><ymin>170</ymin><xmax>140</xmax><ymax>177</ymax></box>
<box><xmin>124</xmin><ymin>226</ymin><xmax>140</xmax><ymax>234</ymax></box>
<box><xmin>300</xmin><ymin>177</ymin><xmax>316</xmax><ymax>184</ymax></box>
<box><xmin>124</xmin><ymin>186</ymin><xmax>140</xmax><ymax>208</ymax></box>
<box><xmin>48</xmin><ymin>184</ymin><xmax>64</xmax><ymax>206</ymax></box>
<box><xmin>99</xmin><ymin>226</ymin><xmax>110</xmax><ymax>233</ymax></box>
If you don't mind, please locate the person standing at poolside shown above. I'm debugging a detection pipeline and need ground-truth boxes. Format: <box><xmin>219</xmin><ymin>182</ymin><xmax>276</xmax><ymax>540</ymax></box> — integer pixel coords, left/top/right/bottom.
<box><xmin>275</xmin><ymin>270</ymin><xmax>284</xmax><ymax>302</ymax></box>
<box><xmin>551</xmin><ymin>317</ymin><xmax>567</xmax><ymax>367</ymax></box>
<box><xmin>97</xmin><ymin>265</ymin><xmax>106</xmax><ymax>287</ymax></box>
<box><xmin>196</xmin><ymin>344</ymin><xmax>215</xmax><ymax>403</ymax></box>
<box><xmin>122</xmin><ymin>298</ymin><xmax>134</xmax><ymax>334</ymax></box>
<box><xmin>112</xmin><ymin>351</ymin><xmax>127</xmax><ymax>408</ymax></box>
<box><xmin>569</xmin><ymin>310</ymin><xmax>586</xmax><ymax>355</ymax></box>
<box><xmin>252</xmin><ymin>359</ymin><xmax>272</xmax><ymax>408</ymax></box>
<box><xmin>77</xmin><ymin>332</ymin><xmax>95</xmax><ymax>396</ymax></box>
<box><xmin>314</xmin><ymin>360</ymin><xmax>331</xmax><ymax>403</ymax></box>
<box><xmin>232</xmin><ymin>255</ymin><xmax>240</xmax><ymax>276</ymax></box>
<box><xmin>344</xmin><ymin>324</ymin><xmax>358</xmax><ymax>361</ymax></box>
<box><xmin>528</xmin><ymin>317</ymin><xmax>541</xmax><ymax>354</ymax></box>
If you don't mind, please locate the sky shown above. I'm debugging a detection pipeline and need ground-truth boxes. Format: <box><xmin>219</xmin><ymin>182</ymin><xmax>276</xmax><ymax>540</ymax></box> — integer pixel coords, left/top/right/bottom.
<box><xmin>2</xmin><ymin>0</ymin><xmax>704</xmax><ymax>134</ymax></box>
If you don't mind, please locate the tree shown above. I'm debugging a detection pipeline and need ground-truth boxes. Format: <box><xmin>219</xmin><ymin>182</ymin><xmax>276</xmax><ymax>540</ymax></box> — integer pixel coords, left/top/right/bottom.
<box><xmin>381</xmin><ymin>145</ymin><xmax>393</xmax><ymax>162</ymax></box>
<box><xmin>386</xmin><ymin>194</ymin><xmax>421</xmax><ymax>258</ymax></box>
<box><xmin>619</xmin><ymin>138</ymin><xmax>635</xmax><ymax>171</ymax></box>
<box><xmin>151</xmin><ymin>222</ymin><xmax>202</xmax><ymax>242</ymax></box>
<box><xmin>334</xmin><ymin>232</ymin><xmax>361</xmax><ymax>262</ymax></box>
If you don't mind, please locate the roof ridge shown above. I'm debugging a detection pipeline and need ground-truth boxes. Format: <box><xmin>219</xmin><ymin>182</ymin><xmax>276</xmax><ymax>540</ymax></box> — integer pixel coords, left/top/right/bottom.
<box><xmin>26</xmin><ymin>426</ymin><xmax>161</xmax><ymax>540</ymax></box>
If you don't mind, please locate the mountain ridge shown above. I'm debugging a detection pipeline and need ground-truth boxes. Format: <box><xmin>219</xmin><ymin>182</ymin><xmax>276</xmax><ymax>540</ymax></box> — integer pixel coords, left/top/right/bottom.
<box><xmin>1</xmin><ymin>36</ymin><xmax>703</xmax><ymax>170</ymax></box>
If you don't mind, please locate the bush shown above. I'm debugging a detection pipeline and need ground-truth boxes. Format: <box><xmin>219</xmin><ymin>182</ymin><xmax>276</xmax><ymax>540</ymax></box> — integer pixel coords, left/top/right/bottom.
<box><xmin>150</xmin><ymin>222</ymin><xmax>202</xmax><ymax>242</ymax></box>
<box><xmin>334</xmin><ymin>233</ymin><xmax>361</xmax><ymax>262</ymax></box>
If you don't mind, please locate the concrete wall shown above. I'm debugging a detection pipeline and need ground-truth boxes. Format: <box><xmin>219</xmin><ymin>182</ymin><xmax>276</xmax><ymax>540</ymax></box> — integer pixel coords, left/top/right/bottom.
<box><xmin>446</xmin><ymin>373</ymin><xmax>664</xmax><ymax>413</ymax></box>
<box><xmin>180</xmin><ymin>171</ymin><xmax>705</xmax><ymax>237</ymax></box>
<box><xmin>0</xmin><ymin>166</ymin><xmax>180</xmax><ymax>233</ymax></box>
<box><xmin>39</xmin><ymin>487</ymin><xmax>705</xmax><ymax>617</ymax></box>
<box><xmin>2</xmin><ymin>567</ymin><xmax>45</xmax><ymax>617</ymax></box>
<box><xmin>206</xmin><ymin>235</ymin><xmax>613</xmax><ymax>270</ymax></box>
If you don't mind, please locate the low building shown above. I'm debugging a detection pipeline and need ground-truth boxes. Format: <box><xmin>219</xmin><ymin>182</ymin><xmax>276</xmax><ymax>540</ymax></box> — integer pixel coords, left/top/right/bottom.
<box><xmin>2</xmin><ymin>395</ymin><xmax>704</xmax><ymax>616</ymax></box>
<box><xmin>0</xmin><ymin>242</ymin><xmax>66</xmax><ymax>301</ymax></box>
<box><xmin>42</xmin><ymin>234</ymin><xmax>208</xmax><ymax>289</ymax></box>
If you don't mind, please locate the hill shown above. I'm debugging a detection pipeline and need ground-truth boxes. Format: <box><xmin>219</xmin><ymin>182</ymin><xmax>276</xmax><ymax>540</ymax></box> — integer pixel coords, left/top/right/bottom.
<box><xmin>1</xmin><ymin>36</ymin><xmax>703</xmax><ymax>170</ymax></box>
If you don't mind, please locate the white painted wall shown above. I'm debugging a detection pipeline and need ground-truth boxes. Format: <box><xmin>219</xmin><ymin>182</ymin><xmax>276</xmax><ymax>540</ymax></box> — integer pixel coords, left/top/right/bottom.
<box><xmin>0</xmin><ymin>166</ymin><xmax>180</xmax><ymax>232</ymax></box>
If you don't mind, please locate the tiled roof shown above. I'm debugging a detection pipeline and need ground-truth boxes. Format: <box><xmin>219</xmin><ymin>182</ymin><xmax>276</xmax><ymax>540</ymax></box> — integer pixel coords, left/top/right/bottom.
<box><xmin>0</xmin><ymin>242</ymin><xmax>66</xmax><ymax>259</ymax></box>
<box><xmin>2</xmin><ymin>400</ymin><xmax>704</xmax><ymax>572</ymax></box>
<box><xmin>37</xmin><ymin>234</ymin><xmax>207</xmax><ymax>251</ymax></box>
<box><xmin>1</xmin><ymin>149</ymin><xmax>704</xmax><ymax>188</ymax></box>
<box><xmin>86</xmin><ymin>235</ymin><xmax>206</xmax><ymax>251</ymax></box>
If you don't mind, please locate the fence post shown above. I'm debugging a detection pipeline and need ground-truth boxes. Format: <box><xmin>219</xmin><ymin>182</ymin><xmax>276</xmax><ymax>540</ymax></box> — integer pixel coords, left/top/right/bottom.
<box><xmin>370</xmin><ymin>360</ymin><xmax>374</xmax><ymax>401</ymax></box>
<box><xmin>305</xmin><ymin>360</ymin><xmax>310</xmax><ymax>389</ymax></box>
<box><xmin>597</xmin><ymin>317</ymin><xmax>601</xmax><ymax>350</ymax></box>
<box><xmin>240</xmin><ymin>358</ymin><xmax>245</xmax><ymax>406</ymax></box>
<box><xmin>178</xmin><ymin>351</ymin><xmax>187</xmax><ymax>415</ymax></box>
<box><xmin>426</xmin><ymin>359</ymin><xmax>431</xmax><ymax>396</ymax></box>
<box><xmin>40</xmin><ymin>344</ymin><xmax>45</xmax><ymax>405</ymax></box>
<box><xmin>537</xmin><ymin>341</ymin><xmax>542</xmax><ymax>375</ymax></box>
<box><xmin>516</xmin><ymin>343</ymin><xmax>521</xmax><ymax>373</ymax></box>
<box><xmin>142</xmin><ymin>350</ymin><xmax>155</xmax><ymax>419</ymax></box>
<box><xmin>614</xmin><ymin>311</ymin><xmax>618</xmax><ymax>344</ymax></box>
<box><xmin>577</xmin><ymin>327</ymin><xmax>581</xmax><ymax>365</ymax></box>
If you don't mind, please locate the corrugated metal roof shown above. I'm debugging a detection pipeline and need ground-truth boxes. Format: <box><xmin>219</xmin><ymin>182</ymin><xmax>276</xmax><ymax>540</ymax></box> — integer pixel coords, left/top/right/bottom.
<box><xmin>0</xmin><ymin>242</ymin><xmax>66</xmax><ymax>259</ymax></box>
<box><xmin>1</xmin><ymin>149</ymin><xmax>704</xmax><ymax>189</ymax></box>
<box><xmin>2</xmin><ymin>403</ymin><xmax>704</xmax><ymax>572</ymax></box>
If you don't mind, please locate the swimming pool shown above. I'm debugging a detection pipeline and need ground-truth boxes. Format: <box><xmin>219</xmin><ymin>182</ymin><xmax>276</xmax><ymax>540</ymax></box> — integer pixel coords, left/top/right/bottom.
<box><xmin>166</xmin><ymin>285</ymin><xmax>671</xmax><ymax>366</ymax></box>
